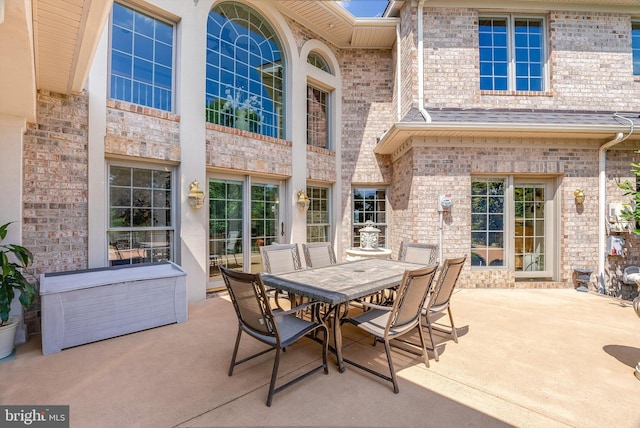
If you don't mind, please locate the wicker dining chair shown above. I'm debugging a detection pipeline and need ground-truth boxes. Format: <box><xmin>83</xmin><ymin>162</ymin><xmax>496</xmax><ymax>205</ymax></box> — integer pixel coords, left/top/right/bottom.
<box><xmin>301</xmin><ymin>242</ymin><xmax>337</xmax><ymax>268</ymax></box>
<box><xmin>341</xmin><ymin>264</ymin><xmax>439</xmax><ymax>393</ymax></box>
<box><xmin>422</xmin><ymin>255</ymin><xmax>466</xmax><ymax>361</ymax></box>
<box><xmin>220</xmin><ymin>266</ymin><xmax>329</xmax><ymax>407</ymax></box>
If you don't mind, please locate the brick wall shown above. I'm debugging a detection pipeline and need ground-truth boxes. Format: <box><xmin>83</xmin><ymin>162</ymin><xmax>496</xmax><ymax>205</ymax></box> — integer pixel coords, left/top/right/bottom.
<box><xmin>389</xmin><ymin>138</ymin><xmax>608</xmax><ymax>289</ymax></box>
<box><xmin>338</xmin><ymin>48</ymin><xmax>395</xmax><ymax>251</ymax></box>
<box><xmin>415</xmin><ymin>7</ymin><xmax>640</xmax><ymax>111</ymax></box>
<box><xmin>306</xmin><ymin>146</ymin><xmax>336</xmax><ymax>182</ymax></box>
<box><xmin>206</xmin><ymin>123</ymin><xmax>292</xmax><ymax>176</ymax></box>
<box><xmin>106</xmin><ymin>100</ymin><xmax>181</xmax><ymax>161</ymax></box>
<box><xmin>22</xmin><ymin>90</ymin><xmax>90</xmax><ymax>335</ymax></box>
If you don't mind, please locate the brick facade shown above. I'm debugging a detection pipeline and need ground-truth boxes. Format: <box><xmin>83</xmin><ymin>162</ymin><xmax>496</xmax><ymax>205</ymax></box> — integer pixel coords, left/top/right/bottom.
<box><xmin>17</xmin><ymin>1</ymin><xmax>640</xmax><ymax>338</ymax></box>
<box><xmin>22</xmin><ymin>90</ymin><xmax>90</xmax><ymax>335</ymax></box>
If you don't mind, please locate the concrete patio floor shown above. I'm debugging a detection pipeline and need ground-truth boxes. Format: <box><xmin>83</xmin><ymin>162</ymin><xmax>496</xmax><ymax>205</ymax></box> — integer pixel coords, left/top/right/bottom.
<box><xmin>2</xmin><ymin>288</ymin><xmax>640</xmax><ymax>427</ymax></box>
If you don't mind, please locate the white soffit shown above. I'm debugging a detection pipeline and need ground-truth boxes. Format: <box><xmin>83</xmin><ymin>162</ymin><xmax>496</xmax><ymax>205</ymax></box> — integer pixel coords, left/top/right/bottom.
<box><xmin>34</xmin><ymin>0</ymin><xmax>112</xmax><ymax>94</ymax></box>
<box><xmin>275</xmin><ymin>1</ymin><xmax>398</xmax><ymax>49</ymax></box>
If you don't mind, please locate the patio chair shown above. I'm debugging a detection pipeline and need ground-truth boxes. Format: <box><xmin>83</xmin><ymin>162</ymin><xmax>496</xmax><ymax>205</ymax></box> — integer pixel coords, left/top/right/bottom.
<box><xmin>301</xmin><ymin>242</ymin><xmax>337</xmax><ymax>268</ymax></box>
<box><xmin>259</xmin><ymin>243</ymin><xmax>303</xmax><ymax>274</ymax></box>
<box><xmin>341</xmin><ymin>264</ymin><xmax>439</xmax><ymax>393</ymax></box>
<box><xmin>260</xmin><ymin>243</ymin><xmax>304</xmax><ymax>309</ymax></box>
<box><xmin>422</xmin><ymin>256</ymin><xmax>466</xmax><ymax>361</ymax></box>
<box><xmin>398</xmin><ymin>241</ymin><xmax>438</xmax><ymax>265</ymax></box>
<box><xmin>220</xmin><ymin>266</ymin><xmax>329</xmax><ymax>407</ymax></box>
<box><xmin>225</xmin><ymin>231</ymin><xmax>241</xmax><ymax>266</ymax></box>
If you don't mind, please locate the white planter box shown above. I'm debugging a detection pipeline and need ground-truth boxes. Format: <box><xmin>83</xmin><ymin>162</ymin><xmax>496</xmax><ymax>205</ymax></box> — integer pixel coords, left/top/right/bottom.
<box><xmin>40</xmin><ymin>262</ymin><xmax>187</xmax><ymax>355</ymax></box>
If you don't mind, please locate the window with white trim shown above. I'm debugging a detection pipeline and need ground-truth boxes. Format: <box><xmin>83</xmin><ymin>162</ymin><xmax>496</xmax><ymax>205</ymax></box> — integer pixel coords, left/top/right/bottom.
<box><xmin>352</xmin><ymin>188</ymin><xmax>387</xmax><ymax>248</ymax></box>
<box><xmin>108</xmin><ymin>164</ymin><xmax>174</xmax><ymax>266</ymax></box>
<box><xmin>110</xmin><ymin>3</ymin><xmax>174</xmax><ymax>111</ymax></box>
<box><xmin>479</xmin><ymin>15</ymin><xmax>545</xmax><ymax>91</ymax></box>
<box><xmin>307</xmin><ymin>86</ymin><xmax>329</xmax><ymax>148</ymax></box>
<box><xmin>306</xmin><ymin>186</ymin><xmax>330</xmax><ymax>242</ymax></box>
<box><xmin>206</xmin><ymin>2</ymin><xmax>284</xmax><ymax>138</ymax></box>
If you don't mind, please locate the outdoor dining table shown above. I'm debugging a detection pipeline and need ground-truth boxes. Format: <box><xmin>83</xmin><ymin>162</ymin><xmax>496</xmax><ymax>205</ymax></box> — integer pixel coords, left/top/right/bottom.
<box><xmin>261</xmin><ymin>257</ymin><xmax>431</xmax><ymax>372</ymax></box>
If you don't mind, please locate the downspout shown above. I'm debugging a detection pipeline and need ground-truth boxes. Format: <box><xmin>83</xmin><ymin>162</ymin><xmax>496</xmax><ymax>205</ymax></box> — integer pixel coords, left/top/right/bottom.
<box><xmin>417</xmin><ymin>0</ymin><xmax>431</xmax><ymax>122</ymax></box>
<box><xmin>597</xmin><ymin>114</ymin><xmax>634</xmax><ymax>293</ymax></box>
<box><xmin>396</xmin><ymin>23</ymin><xmax>402</xmax><ymax>121</ymax></box>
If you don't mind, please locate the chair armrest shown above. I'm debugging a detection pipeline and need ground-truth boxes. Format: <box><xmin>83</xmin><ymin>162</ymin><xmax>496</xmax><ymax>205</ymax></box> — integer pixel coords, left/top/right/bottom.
<box><xmin>274</xmin><ymin>300</ymin><xmax>322</xmax><ymax>317</ymax></box>
<box><xmin>358</xmin><ymin>300</ymin><xmax>393</xmax><ymax>311</ymax></box>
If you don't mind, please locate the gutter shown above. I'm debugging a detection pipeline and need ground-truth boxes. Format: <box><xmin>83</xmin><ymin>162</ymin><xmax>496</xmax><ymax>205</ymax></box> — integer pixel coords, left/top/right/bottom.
<box><xmin>597</xmin><ymin>114</ymin><xmax>635</xmax><ymax>293</ymax></box>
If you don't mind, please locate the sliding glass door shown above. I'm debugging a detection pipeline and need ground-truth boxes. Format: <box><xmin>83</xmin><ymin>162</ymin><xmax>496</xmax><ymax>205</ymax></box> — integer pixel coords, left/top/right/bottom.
<box><xmin>208</xmin><ymin>176</ymin><xmax>281</xmax><ymax>289</ymax></box>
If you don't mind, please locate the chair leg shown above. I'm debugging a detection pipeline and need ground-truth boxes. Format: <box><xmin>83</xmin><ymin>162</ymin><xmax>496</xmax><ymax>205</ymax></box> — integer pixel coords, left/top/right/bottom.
<box><xmin>266</xmin><ymin>348</ymin><xmax>281</xmax><ymax>407</ymax></box>
<box><xmin>383</xmin><ymin>339</ymin><xmax>399</xmax><ymax>394</ymax></box>
<box><xmin>425</xmin><ymin>318</ymin><xmax>439</xmax><ymax>362</ymax></box>
<box><xmin>321</xmin><ymin>326</ymin><xmax>329</xmax><ymax>374</ymax></box>
<box><xmin>416</xmin><ymin>323</ymin><xmax>430</xmax><ymax>368</ymax></box>
<box><xmin>228</xmin><ymin>328</ymin><xmax>243</xmax><ymax>376</ymax></box>
<box><xmin>447</xmin><ymin>307</ymin><xmax>458</xmax><ymax>343</ymax></box>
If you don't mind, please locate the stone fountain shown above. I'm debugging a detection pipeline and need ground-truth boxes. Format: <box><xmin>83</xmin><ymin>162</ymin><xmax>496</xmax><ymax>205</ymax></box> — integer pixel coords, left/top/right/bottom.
<box><xmin>345</xmin><ymin>220</ymin><xmax>392</xmax><ymax>261</ymax></box>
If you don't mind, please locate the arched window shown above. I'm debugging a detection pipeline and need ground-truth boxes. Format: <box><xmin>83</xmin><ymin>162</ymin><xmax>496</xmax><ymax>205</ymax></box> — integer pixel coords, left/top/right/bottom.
<box><xmin>206</xmin><ymin>2</ymin><xmax>284</xmax><ymax>139</ymax></box>
<box><xmin>307</xmin><ymin>52</ymin><xmax>330</xmax><ymax>73</ymax></box>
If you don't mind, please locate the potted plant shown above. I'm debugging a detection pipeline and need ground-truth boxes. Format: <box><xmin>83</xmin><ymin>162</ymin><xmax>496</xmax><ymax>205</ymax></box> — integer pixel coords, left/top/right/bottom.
<box><xmin>0</xmin><ymin>222</ymin><xmax>37</xmax><ymax>359</ymax></box>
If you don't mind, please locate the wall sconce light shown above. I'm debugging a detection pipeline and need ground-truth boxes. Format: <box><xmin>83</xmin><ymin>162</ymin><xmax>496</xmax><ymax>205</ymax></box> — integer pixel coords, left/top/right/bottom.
<box><xmin>574</xmin><ymin>189</ymin><xmax>585</xmax><ymax>205</ymax></box>
<box><xmin>188</xmin><ymin>180</ymin><xmax>205</xmax><ymax>209</ymax></box>
<box><xmin>297</xmin><ymin>190</ymin><xmax>310</xmax><ymax>211</ymax></box>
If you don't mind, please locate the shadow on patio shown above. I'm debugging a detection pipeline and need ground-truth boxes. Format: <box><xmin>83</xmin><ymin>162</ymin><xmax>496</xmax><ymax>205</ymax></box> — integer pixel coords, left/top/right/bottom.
<box><xmin>2</xmin><ymin>289</ymin><xmax>640</xmax><ymax>427</ymax></box>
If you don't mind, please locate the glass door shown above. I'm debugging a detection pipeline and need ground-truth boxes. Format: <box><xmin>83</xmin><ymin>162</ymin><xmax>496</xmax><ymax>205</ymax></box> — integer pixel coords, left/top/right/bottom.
<box><xmin>208</xmin><ymin>176</ymin><xmax>281</xmax><ymax>289</ymax></box>
<box><xmin>249</xmin><ymin>183</ymin><xmax>280</xmax><ymax>274</ymax></box>
<box><xmin>208</xmin><ymin>179</ymin><xmax>244</xmax><ymax>286</ymax></box>
<box><xmin>513</xmin><ymin>180</ymin><xmax>554</xmax><ymax>279</ymax></box>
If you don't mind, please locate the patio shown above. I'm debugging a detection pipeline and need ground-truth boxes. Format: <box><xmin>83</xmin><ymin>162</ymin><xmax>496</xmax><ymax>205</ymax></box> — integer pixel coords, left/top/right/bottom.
<box><xmin>2</xmin><ymin>288</ymin><xmax>640</xmax><ymax>427</ymax></box>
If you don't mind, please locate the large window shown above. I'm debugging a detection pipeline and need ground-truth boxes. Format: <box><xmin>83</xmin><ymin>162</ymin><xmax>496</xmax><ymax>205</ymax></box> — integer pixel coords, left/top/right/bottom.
<box><xmin>307</xmin><ymin>86</ymin><xmax>329</xmax><ymax>148</ymax></box>
<box><xmin>108</xmin><ymin>165</ymin><xmax>173</xmax><ymax>266</ymax></box>
<box><xmin>479</xmin><ymin>16</ymin><xmax>545</xmax><ymax>91</ymax></box>
<box><xmin>206</xmin><ymin>2</ymin><xmax>284</xmax><ymax>138</ymax></box>
<box><xmin>110</xmin><ymin>3</ymin><xmax>174</xmax><ymax>111</ymax></box>
<box><xmin>306</xmin><ymin>186</ymin><xmax>330</xmax><ymax>242</ymax></box>
<box><xmin>633</xmin><ymin>22</ymin><xmax>640</xmax><ymax>76</ymax></box>
<box><xmin>352</xmin><ymin>188</ymin><xmax>387</xmax><ymax>248</ymax></box>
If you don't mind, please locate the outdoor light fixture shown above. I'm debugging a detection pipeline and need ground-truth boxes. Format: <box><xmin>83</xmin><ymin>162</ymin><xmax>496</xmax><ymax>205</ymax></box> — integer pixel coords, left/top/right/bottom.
<box><xmin>574</xmin><ymin>189</ymin><xmax>585</xmax><ymax>205</ymax></box>
<box><xmin>297</xmin><ymin>190</ymin><xmax>310</xmax><ymax>211</ymax></box>
<box><xmin>188</xmin><ymin>180</ymin><xmax>205</xmax><ymax>208</ymax></box>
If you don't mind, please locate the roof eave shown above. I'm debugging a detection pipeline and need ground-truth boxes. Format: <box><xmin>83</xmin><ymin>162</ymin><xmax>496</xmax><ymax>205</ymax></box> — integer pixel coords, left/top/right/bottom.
<box><xmin>374</xmin><ymin>122</ymin><xmax>638</xmax><ymax>155</ymax></box>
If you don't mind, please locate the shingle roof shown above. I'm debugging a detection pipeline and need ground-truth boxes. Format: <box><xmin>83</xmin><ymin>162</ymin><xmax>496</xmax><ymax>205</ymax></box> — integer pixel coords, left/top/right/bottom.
<box><xmin>403</xmin><ymin>107</ymin><xmax>640</xmax><ymax>127</ymax></box>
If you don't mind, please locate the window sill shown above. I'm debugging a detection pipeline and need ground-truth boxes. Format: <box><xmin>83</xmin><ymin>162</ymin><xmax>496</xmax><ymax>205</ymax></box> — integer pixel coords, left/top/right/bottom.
<box><xmin>480</xmin><ymin>90</ymin><xmax>553</xmax><ymax>97</ymax></box>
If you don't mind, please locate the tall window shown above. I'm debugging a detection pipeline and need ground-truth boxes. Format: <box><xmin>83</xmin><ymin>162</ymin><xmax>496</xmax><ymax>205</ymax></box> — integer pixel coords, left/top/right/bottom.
<box><xmin>110</xmin><ymin>3</ymin><xmax>174</xmax><ymax>111</ymax></box>
<box><xmin>352</xmin><ymin>188</ymin><xmax>387</xmax><ymax>248</ymax></box>
<box><xmin>471</xmin><ymin>179</ymin><xmax>505</xmax><ymax>267</ymax></box>
<box><xmin>108</xmin><ymin>165</ymin><xmax>173</xmax><ymax>266</ymax></box>
<box><xmin>206</xmin><ymin>2</ymin><xmax>284</xmax><ymax>138</ymax></box>
<box><xmin>306</xmin><ymin>186</ymin><xmax>330</xmax><ymax>242</ymax></box>
<box><xmin>633</xmin><ymin>22</ymin><xmax>640</xmax><ymax>76</ymax></box>
<box><xmin>307</xmin><ymin>86</ymin><xmax>328</xmax><ymax>148</ymax></box>
<box><xmin>479</xmin><ymin>16</ymin><xmax>545</xmax><ymax>91</ymax></box>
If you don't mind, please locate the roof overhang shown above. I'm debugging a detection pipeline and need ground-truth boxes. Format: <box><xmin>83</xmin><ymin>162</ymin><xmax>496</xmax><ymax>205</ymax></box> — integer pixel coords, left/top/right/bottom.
<box><xmin>274</xmin><ymin>1</ymin><xmax>398</xmax><ymax>49</ymax></box>
<box><xmin>375</xmin><ymin>121</ymin><xmax>640</xmax><ymax>155</ymax></box>
<box><xmin>0</xmin><ymin>0</ymin><xmax>112</xmax><ymax>121</ymax></box>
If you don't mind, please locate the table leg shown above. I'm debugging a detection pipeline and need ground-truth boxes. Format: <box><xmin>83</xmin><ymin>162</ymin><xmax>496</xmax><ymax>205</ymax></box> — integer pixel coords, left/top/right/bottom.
<box><xmin>333</xmin><ymin>304</ymin><xmax>345</xmax><ymax>373</ymax></box>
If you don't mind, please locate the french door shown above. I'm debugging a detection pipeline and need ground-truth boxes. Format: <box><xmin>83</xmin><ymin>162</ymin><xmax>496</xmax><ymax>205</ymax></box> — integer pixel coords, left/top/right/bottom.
<box><xmin>208</xmin><ymin>175</ymin><xmax>281</xmax><ymax>289</ymax></box>
<box><xmin>513</xmin><ymin>179</ymin><xmax>555</xmax><ymax>280</ymax></box>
